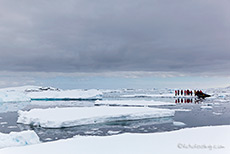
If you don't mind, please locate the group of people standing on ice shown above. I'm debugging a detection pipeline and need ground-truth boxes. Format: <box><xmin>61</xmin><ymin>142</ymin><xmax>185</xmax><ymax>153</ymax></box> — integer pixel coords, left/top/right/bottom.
<box><xmin>175</xmin><ymin>90</ymin><xmax>203</xmax><ymax>96</ymax></box>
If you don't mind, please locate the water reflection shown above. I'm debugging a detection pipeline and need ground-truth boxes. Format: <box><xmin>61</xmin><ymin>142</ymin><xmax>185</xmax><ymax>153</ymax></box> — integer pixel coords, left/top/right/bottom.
<box><xmin>17</xmin><ymin>117</ymin><xmax>175</xmax><ymax>142</ymax></box>
<box><xmin>175</xmin><ymin>98</ymin><xmax>204</xmax><ymax>104</ymax></box>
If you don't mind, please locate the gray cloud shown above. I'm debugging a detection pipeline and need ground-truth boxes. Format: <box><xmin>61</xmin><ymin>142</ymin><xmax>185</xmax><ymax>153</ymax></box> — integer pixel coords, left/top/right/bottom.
<box><xmin>0</xmin><ymin>0</ymin><xmax>230</xmax><ymax>75</ymax></box>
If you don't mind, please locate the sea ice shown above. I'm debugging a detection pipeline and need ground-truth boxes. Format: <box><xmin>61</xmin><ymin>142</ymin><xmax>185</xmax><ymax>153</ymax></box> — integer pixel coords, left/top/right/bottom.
<box><xmin>0</xmin><ymin>91</ymin><xmax>31</xmax><ymax>103</ymax></box>
<box><xmin>0</xmin><ymin>125</ymin><xmax>229</xmax><ymax>154</ymax></box>
<box><xmin>0</xmin><ymin>131</ymin><xmax>40</xmax><ymax>149</ymax></box>
<box><xmin>95</xmin><ymin>100</ymin><xmax>175</xmax><ymax>106</ymax></box>
<box><xmin>201</xmin><ymin>106</ymin><xmax>213</xmax><ymax>109</ymax></box>
<box><xmin>26</xmin><ymin>89</ymin><xmax>102</xmax><ymax>100</ymax></box>
<box><xmin>17</xmin><ymin>107</ymin><xmax>175</xmax><ymax>128</ymax></box>
<box><xmin>173</xmin><ymin>121</ymin><xmax>186</xmax><ymax>126</ymax></box>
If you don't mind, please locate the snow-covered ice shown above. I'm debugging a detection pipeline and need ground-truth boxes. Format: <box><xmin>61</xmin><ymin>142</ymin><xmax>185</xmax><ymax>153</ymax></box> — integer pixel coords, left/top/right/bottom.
<box><xmin>26</xmin><ymin>89</ymin><xmax>102</xmax><ymax>100</ymax></box>
<box><xmin>95</xmin><ymin>100</ymin><xmax>175</xmax><ymax>106</ymax></box>
<box><xmin>17</xmin><ymin>107</ymin><xmax>175</xmax><ymax>128</ymax></box>
<box><xmin>0</xmin><ymin>91</ymin><xmax>31</xmax><ymax>103</ymax></box>
<box><xmin>0</xmin><ymin>101</ymin><xmax>30</xmax><ymax>113</ymax></box>
<box><xmin>0</xmin><ymin>131</ymin><xmax>40</xmax><ymax>149</ymax></box>
<box><xmin>0</xmin><ymin>86</ymin><xmax>103</xmax><ymax>102</ymax></box>
<box><xmin>0</xmin><ymin>125</ymin><xmax>229</xmax><ymax>154</ymax></box>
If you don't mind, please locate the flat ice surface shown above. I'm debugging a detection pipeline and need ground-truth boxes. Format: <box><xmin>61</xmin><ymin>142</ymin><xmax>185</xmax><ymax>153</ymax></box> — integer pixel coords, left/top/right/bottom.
<box><xmin>26</xmin><ymin>89</ymin><xmax>102</xmax><ymax>100</ymax></box>
<box><xmin>95</xmin><ymin>100</ymin><xmax>175</xmax><ymax>106</ymax></box>
<box><xmin>17</xmin><ymin>107</ymin><xmax>175</xmax><ymax>128</ymax></box>
<box><xmin>0</xmin><ymin>131</ymin><xmax>40</xmax><ymax>149</ymax></box>
<box><xmin>0</xmin><ymin>125</ymin><xmax>229</xmax><ymax>154</ymax></box>
<box><xmin>0</xmin><ymin>86</ymin><xmax>102</xmax><ymax>102</ymax></box>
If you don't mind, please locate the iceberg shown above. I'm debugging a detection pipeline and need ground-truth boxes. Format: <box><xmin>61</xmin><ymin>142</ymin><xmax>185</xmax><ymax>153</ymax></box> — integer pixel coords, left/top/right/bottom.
<box><xmin>0</xmin><ymin>131</ymin><xmax>40</xmax><ymax>149</ymax></box>
<box><xmin>95</xmin><ymin>100</ymin><xmax>175</xmax><ymax>106</ymax></box>
<box><xmin>0</xmin><ymin>125</ymin><xmax>229</xmax><ymax>154</ymax></box>
<box><xmin>17</xmin><ymin>107</ymin><xmax>175</xmax><ymax>128</ymax></box>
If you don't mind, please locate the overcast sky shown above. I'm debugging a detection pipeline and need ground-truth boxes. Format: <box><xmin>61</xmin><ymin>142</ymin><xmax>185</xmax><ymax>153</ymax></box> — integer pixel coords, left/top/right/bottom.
<box><xmin>0</xmin><ymin>0</ymin><xmax>230</xmax><ymax>88</ymax></box>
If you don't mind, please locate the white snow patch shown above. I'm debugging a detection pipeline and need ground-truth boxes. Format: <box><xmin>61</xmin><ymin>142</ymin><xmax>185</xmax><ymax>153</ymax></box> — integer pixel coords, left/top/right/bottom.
<box><xmin>0</xmin><ymin>131</ymin><xmax>40</xmax><ymax>149</ymax></box>
<box><xmin>0</xmin><ymin>126</ymin><xmax>229</xmax><ymax>154</ymax></box>
<box><xmin>17</xmin><ymin>107</ymin><xmax>175</xmax><ymax>128</ymax></box>
<box><xmin>95</xmin><ymin>100</ymin><xmax>175</xmax><ymax>106</ymax></box>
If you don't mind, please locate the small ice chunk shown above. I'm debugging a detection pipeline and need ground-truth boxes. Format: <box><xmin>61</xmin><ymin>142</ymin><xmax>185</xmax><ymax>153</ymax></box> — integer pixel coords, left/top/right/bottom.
<box><xmin>201</xmin><ymin>106</ymin><xmax>213</xmax><ymax>109</ymax></box>
<box><xmin>173</xmin><ymin>121</ymin><xmax>186</xmax><ymax>126</ymax></box>
<box><xmin>173</xmin><ymin>109</ymin><xmax>191</xmax><ymax>112</ymax></box>
<box><xmin>212</xmin><ymin>112</ymin><xmax>223</xmax><ymax>116</ymax></box>
<box><xmin>7</xmin><ymin>126</ymin><xmax>18</xmax><ymax>129</ymax></box>
<box><xmin>0</xmin><ymin>122</ymin><xmax>7</xmax><ymax>125</ymax></box>
<box><xmin>107</xmin><ymin>130</ymin><xmax>121</xmax><ymax>135</ymax></box>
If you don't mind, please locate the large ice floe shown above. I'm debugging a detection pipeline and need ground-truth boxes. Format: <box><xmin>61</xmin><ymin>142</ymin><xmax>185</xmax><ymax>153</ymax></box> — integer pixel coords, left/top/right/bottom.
<box><xmin>27</xmin><ymin>89</ymin><xmax>102</xmax><ymax>101</ymax></box>
<box><xmin>0</xmin><ymin>125</ymin><xmax>229</xmax><ymax>154</ymax></box>
<box><xmin>0</xmin><ymin>86</ymin><xmax>102</xmax><ymax>102</ymax></box>
<box><xmin>17</xmin><ymin>107</ymin><xmax>175</xmax><ymax>128</ymax></box>
<box><xmin>0</xmin><ymin>131</ymin><xmax>40</xmax><ymax>149</ymax></box>
<box><xmin>95</xmin><ymin>100</ymin><xmax>175</xmax><ymax>106</ymax></box>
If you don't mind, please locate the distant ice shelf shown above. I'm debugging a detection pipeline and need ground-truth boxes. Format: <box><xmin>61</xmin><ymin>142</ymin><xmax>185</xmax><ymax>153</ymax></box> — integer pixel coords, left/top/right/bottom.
<box><xmin>17</xmin><ymin>106</ymin><xmax>175</xmax><ymax>128</ymax></box>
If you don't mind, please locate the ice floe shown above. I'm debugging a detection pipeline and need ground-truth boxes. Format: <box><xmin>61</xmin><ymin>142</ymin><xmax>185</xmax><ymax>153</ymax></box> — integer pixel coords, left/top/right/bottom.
<box><xmin>17</xmin><ymin>107</ymin><xmax>175</xmax><ymax>128</ymax></box>
<box><xmin>95</xmin><ymin>100</ymin><xmax>175</xmax><ymax>106</ymax></box>
<box><xmin>0</xmin><ymin>86</ymin><xmax>103</xmax><ymax>102</ymax></box>
<box><xmin>212</xmin><ymin>112</ymin><xmax>223</xmax><ymax>116</ymax></box>
<box><xmin>201</xmin><ymin>105</ymin><xmax>213</xmax><ymax>109</ymax></box>
<box><xmin>26</xmin><ymin>89</ymin><xmax>102</xmax><ymax>100</ymax></box>
<box><xmin>173</xmin><ymin>121</ymin><xmax>186</xmax><ymax>126</ymax></box>
<box><xmin>0</xmin><ymin>131</ymin><xmax>40</xmax><ymax>149</ymax></box>
<box><xmin>0</xmin><ymin>125</ymin><xmax>229</xmax><ymax>154</ymax></box>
